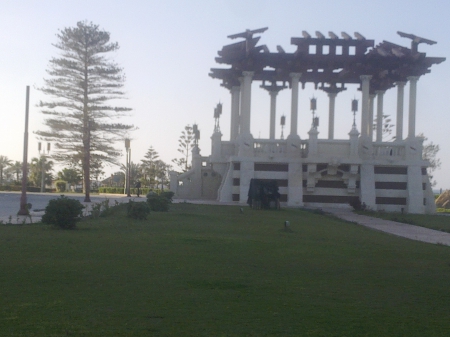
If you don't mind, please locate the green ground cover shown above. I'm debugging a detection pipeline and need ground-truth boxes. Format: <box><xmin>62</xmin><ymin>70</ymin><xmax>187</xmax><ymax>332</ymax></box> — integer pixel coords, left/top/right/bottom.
<box><xmin>0</xmin><ymin>203</ymin><xmax>449</xmax><ymax>336</ymax></box>
<box><xmin>358</xmin><ymin>210</ymin><xmax>450</xmax><ymax>233</ymax></box>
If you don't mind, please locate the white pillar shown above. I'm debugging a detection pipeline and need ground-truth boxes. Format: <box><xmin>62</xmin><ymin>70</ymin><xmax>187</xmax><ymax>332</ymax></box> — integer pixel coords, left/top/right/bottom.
<box><xmin>395</xmin><ymin>82</ymin><xmax>406</xmax><ymax>141</ymax></box>
<box><xmin>288</xmin><ymin>73</ymin><xmax>302</xmax><ymax>139</ymax></box>
<box><xmin>327</xmin><ymin>92</ymin><xmax>337</xmax><ymax>139</ymax></box>
<box><xmin>230</xmin><ymin>85</ymin><xmax>240</xmax><ymax>140</ymax></box>
<box><xmin>376</xmin><ymin>90</ymin><xmax>385</xmax><ymax>142</ymax></box>
<box><xmin>360</xmin><ymin>75</ymin><xmax>372</xmax><ymax>139</ymax></box>
<box><xmin>269</xmin><ymin>91</ymin><xmax>278</xmax><ymax>140</ymax></box>
<box><xmin>407</xmin><ymin>76</ymin><xmax>419</xmax><ymax>139</ymax></box>
<box><xmin>368</xmin><ymin>94</ymin><xmax>376</xmax><ymax>141</ymax></box>
<box><xmin>240</xmin><ymin>71</ymin><xmax>254</xmax><ymax>136</ymax></box>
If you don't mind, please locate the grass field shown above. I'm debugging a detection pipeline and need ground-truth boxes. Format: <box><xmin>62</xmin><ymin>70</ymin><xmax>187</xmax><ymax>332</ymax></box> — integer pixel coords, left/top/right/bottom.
<box><xmin>1</xmin><ymin>203</ymin><xmax>449</xmax><ymax>336</ymax></box>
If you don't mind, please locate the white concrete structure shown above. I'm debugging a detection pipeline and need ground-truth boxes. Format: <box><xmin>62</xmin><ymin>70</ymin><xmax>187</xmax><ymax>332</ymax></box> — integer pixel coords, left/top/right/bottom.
<box><xmin>170</xmin><ymin>29</ymin><xmax>445</xmax><ymax>214</ymax></box>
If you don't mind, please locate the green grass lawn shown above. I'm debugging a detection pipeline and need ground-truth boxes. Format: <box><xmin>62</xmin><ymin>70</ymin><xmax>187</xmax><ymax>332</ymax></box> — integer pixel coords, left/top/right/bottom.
<box><xmin>1</xmin><ymin>203</ymin><xmax>449</xmax><ymax>336</ymax></box>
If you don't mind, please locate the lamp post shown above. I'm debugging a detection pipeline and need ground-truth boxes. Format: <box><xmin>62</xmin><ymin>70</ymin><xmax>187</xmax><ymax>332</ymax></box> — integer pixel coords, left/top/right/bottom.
<box><xmin>310</xmin><ymin>97</ymin><xmax>318</xmax><ymax>129</ymax></box>
<box><xmin>38</xmin><ymin>142</ymin><xmax>50</xmax><ymax>193</ymax></box>
<box><xmin>352</xmin><ymin>98</ymin><xmax>358</xmax><ymax>128</ymax></box>
<box><xmin>18</xmin><ymin>86</ymin><xmax>30</xmax><ymax>216</ymax></box>
<box><xmin>125</xmin><ymin>138</ymin><xmax>131</xmax><ymax>197</ymax></box>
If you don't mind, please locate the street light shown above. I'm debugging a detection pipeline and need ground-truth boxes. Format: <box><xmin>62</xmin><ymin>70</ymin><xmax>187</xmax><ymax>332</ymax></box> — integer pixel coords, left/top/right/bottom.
<box><xmin>38</xmin><ymin>142</ymin><xmax>51</xmax><ymax>193</ymax></box>
<box><xmin>125</xmin><ymin>138</ymin><xmax>131</xmax><ymax>197</ymax></box>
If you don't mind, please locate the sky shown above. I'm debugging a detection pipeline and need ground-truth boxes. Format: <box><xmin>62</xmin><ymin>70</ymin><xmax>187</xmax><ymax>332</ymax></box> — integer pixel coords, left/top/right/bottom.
<box><xmin>1</xmin><ymin>0</ymin><xmax>449</xmax><ymax>189</ymax></box>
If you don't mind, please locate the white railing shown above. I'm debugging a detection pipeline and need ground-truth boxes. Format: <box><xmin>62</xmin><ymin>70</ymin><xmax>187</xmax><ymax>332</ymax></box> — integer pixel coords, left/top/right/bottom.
<box><xmin>254</xmin><ymin>139</ymin><xmax>287</xmax><ymax>156</ymax></box>
<box><xmin>372</xmin><ymin>143</ymin><xmax>406</xmax><ymax>159</ymax></box>
<box><xmin>316</xmin><ymin>140</ymin><xmax>351</xmax><ymax>157</ymax></box>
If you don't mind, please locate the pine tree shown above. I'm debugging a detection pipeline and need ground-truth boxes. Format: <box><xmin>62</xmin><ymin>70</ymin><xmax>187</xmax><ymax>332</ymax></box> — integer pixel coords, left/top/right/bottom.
<box><xmin>36</xmin><ymin>21</ymin><xmax>133</xmax><ymax>201</ymax></box>
<box><xmin>172</xmin><ymin>125</ymin><xmax>194</xmax><ymax>172</ymax></box>
<box><xmin>419</xmin><ymin>133</ymin><xmax>441</xmax><ymax>187</ymax></box>
<box><xmin>141</xmin><ymin>146</ymin><xmax>159</xmax><ymax>188</ymax></box>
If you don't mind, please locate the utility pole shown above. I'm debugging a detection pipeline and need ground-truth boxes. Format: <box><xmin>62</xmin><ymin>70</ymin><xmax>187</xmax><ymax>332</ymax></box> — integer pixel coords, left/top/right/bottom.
<box><xmin>125</xmin><ymin>138</ymin><xmax>131</xmax><ymax>197</ymax></box>
<box><xmin>18</xmin><ymin>86</ymin><xmax>30</xmax><ymax>215</ymax></box>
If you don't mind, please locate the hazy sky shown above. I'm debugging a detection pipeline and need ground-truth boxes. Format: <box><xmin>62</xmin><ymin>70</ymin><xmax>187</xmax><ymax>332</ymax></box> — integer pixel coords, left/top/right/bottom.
<box><xmin>1</xmin><ymin>0</ymin><xmax>448</xmax><ymax>189</ymax></box>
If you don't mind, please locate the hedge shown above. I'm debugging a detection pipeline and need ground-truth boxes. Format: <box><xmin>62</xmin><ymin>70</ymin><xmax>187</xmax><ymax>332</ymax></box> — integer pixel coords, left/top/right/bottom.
<box><xmin>98</xmin><ymin>187</ymin><xmax>168</xmax><ymax>196</ymax></box>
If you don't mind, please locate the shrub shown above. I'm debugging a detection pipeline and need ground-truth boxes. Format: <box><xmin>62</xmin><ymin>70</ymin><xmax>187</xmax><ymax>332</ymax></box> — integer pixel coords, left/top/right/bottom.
<box><xmin>90</xmin><ymin>199</ymin><xmax>114</xmax><ymax>218</ymax></box>
<box><xmin>147</xmin><ymin>192</ymin><xmax>171</xmax><ymax>212</ymax></box>
<box><xmin>41</xmin><ymin>195</ymin><xmax>84</xmax><ymax>229</ymax></box>
<box><xmin>349</xmin><ymin>197</ymin><xmax>366</xmax><ymax>211</ymax></box>
<box><xmin>160</xmin><ymin>191</ymin><xmax>175</xmax><ymax>202</ymax></box>
<box><xmin>127</xmin><ymin>200</ymin><xmax>150</xmax><ymax>220</ymax></box>
<box><xmin>55</xmin><ymin>180</ymin><xmax>67</xmax><ymax>192</ymax></box>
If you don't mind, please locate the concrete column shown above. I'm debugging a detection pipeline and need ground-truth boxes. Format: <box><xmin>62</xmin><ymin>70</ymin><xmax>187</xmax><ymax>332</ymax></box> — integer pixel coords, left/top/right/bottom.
<box><xmin>210</xmin><ymin>131</ymin><xmax>222</xmax><ymax>160</ymax></box>
<box><xmin>360</xmin><ymin>164</ymin><xmax>376</xmax><ymax>209</ymax></box>
<box><xmin>407</xmin><ymin>165</ymin><xmax>425</xmax><ymax>213</ymax></box>
<box><xmin>230</xmin><ymin>85</ymin><xmax>240</xmax><ymax>140</ymax></box>
<box><xmin>239</xmin><ymin>161</ymin><xmax>254</xmax><ymax>204</ymax></box>
<box><xmin>288</xmin><ymin>73</ymin><xmax>302</xmax><ymax>139</ymax></box>
<box><xmin>269</xmin><ymin>91</ymin><xmax>278</xmax><ymax>140</ymax></box>
<box><xmin>360</xmin><ymin>75</ymin><xmax>372</xmax><ymax>139</ymax></box>
<box><xmin>327</xmin><ymin>92</ymin><xmax>337</xmax><ymax>139</ymax></box>
<box><xmin>348</xmin><ymin>127</ymin><xmax>360</xmax><ymax>158</ymax></box>
<box><xmin>407</xmin><ymin>76</ymin><xmax>419</xmax><ymax>139</ymax></box>
<box><xmin>395</xmin><ymin>82</ymin><xmax>406</xmax><ymax>141</ymax></box>
<box><xmin>308</xmin><ymin>127</ymin><xmax>319</xmax><ymax>157</ymax></box>
<box><xmin>376</xmin><ymin>90</ymin><xmax>385</xmax><ymax>142</ymax></box>
<box><xmin>190</xmin><ymin>145</ymin><xmax>202</xmax><ymax>199</ymax></box>
<box><xmin>287</xmin><ymin>162</ymin><xmax>304</xmax><ymax>207</ymax></box>
<box><xmin>240</xmin><ymin>71</ymin><xmax>254</xmax><ymax>136</ymax></box>
<box><xmin>369</xmin><ymin>94</ymin><xmax>376</xmax><ymax>141</ymax></box>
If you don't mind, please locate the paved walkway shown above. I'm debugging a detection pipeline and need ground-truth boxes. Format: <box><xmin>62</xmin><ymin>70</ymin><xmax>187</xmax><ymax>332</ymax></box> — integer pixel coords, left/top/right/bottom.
<box><xmin>324</xmin><ymin>207</ymin><xmax>450</xmax><ymax>246</ymax></box>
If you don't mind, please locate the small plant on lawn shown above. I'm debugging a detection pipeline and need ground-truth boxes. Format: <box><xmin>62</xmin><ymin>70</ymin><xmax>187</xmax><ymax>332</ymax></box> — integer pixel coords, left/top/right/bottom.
<box><xmin>147</xmin><ymin>191</ymin><xmax>172</xmax><ymax>212</ymax></box>
<box><xmin>41</xmin><ymin>195</ymin><xmax>84</xmax><ymax>229</ymax></box>
<box><xmin>90</xmin><ymin>199</ymin><xmax>113</xmax><ymax>218</ymax></box>
<box><xmin>127</xmin><ymin>200</ymin><xmax>150</xmax><ymax>220</ymax></box>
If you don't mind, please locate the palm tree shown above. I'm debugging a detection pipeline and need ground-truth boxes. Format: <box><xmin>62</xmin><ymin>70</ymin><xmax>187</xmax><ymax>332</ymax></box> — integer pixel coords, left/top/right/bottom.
<box><xmin>0</xmin><ymin>155</ymin><xmax>12</xmax><ymax>186</ymax></box>
<box><xmin>9</xmin><ymin>161</ymin><xmax>22</xmax><ymax>183</ymax></box>
<box><xmin>29</xmin><ymin>157</ymin><xmax>54</xmax><ymax>187</ymax></box>
<box><xmin>120</xmin><ymin>161</ymin><xmax>142</xmax><ymax>187</ymax></box>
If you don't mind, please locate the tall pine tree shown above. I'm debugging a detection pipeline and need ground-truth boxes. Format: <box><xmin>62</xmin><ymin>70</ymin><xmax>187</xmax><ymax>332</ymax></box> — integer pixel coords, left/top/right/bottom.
<box><xmin>37</xmin><ymin>21</ymin><xmax>133</xmax><ymax>201</ymax></box>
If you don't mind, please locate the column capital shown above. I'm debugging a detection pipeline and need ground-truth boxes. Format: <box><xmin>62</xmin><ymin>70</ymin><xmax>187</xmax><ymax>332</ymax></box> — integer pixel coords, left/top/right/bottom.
<box><xmin>369</xmin><ymin>93</ymin><xmax>376</xmax><ymax>99</ymax></box>
<box><xmin>407</xmin><ymin>76</ymin><xmax>420</xmax><ymax>82</ymax></box>
<box><xmin>289</xmin><ymin>72</ymin><xmax>302</xmax><ymax>80</ymax></box>
<box><xmin>242</xmin><ymin>71</ymin><xmax>254</xmax><ymax>78</ymax></box>
<box><xmin>230</xmin><ymin>85</ymin><xmax>240</xmax><ymax>92</ymax></box>
<box><xmin>375</xmin><ymin>90</ymin><xmax>385</xmax><ymax>95</ymax></box>
<box><xmin>396</xmin><ymin>81</ymin><xmax>407</xmax><ymax>87</ymax></box>
<box><xmin>269</xmin><ymin>90</ymin><xmax>279</xmax><ymax>98</ymax></box>
<box><xmin>327</xmin><ymin>92</ymin><xmax>338</xmax><ymax>98</ymax></box>
<box><xmin>360</xmin><ymin>75</ymin><xmax>372</xmax><ymax>82</ymax></box>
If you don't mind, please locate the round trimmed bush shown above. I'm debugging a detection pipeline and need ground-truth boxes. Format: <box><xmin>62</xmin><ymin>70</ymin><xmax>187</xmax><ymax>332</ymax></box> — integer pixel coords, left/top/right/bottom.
<box><xmin>41</xmin><ymin>195</ymin><xmax>84</xmax><ymax>229</ymax></box>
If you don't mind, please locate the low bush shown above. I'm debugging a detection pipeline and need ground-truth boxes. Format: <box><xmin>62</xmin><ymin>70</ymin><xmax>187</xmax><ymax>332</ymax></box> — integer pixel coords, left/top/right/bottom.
<box><xmin>127</xmin><ymin>200</ymin><xmax>150</xmax><ymax>220</ymax></box>
<box><xmin>147</xmin><ymin>192</ymin><xmax>171</xmax><ymax>212</ymax></box>
<box><xmin>41</xmin><ymin>195</ymin><xmax>84</xmax><ymax>229</ymax></box>
<box><xmin>349</xmin><ymin>197</ymin><xmax>367</xmax><ymax>211</ymax></box>
<box><xmin>55</xmin><ymin>180</ymin><xmax>67</xmax><ymax>192</ymax></box>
